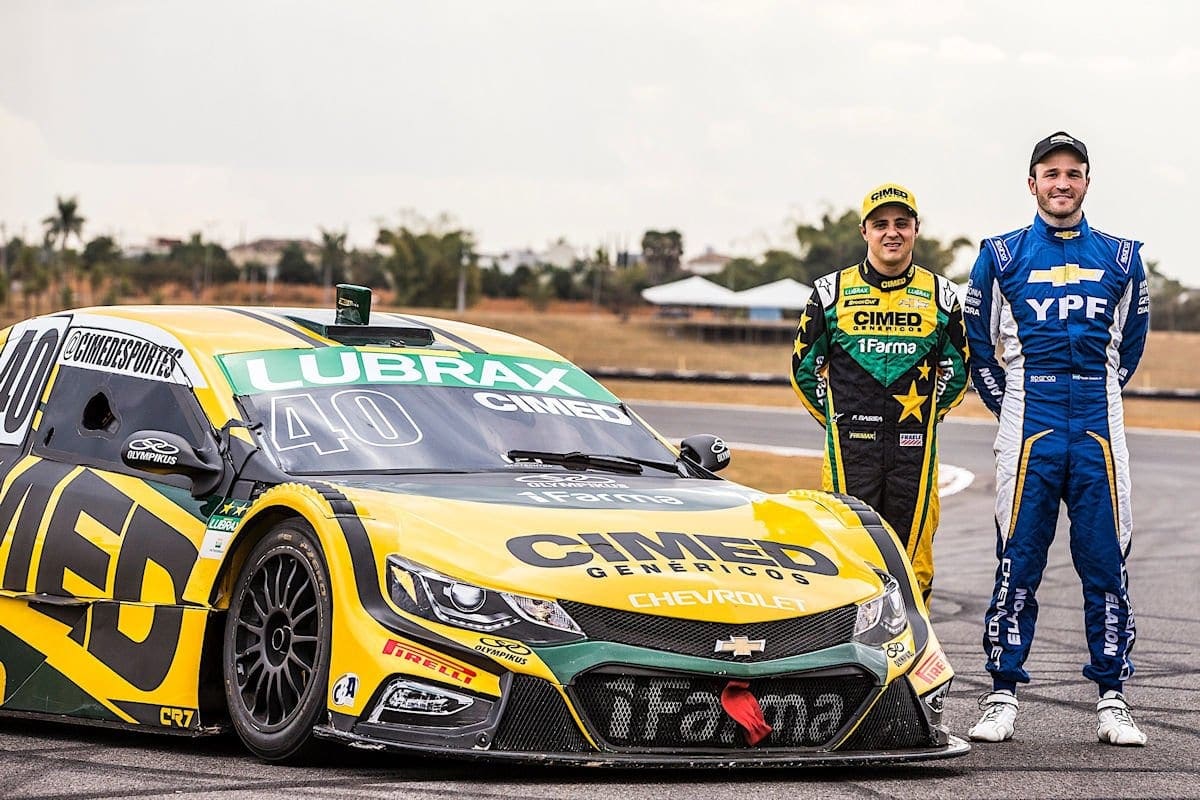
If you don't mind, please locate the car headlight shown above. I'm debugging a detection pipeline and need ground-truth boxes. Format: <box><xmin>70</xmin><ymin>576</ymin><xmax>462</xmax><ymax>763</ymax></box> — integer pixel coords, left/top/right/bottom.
<box><xmin>852</xmin><ymin>572</ymin><xmax>909</xmax><ymax>646</ymax></box>
<box><xmin>387</xmin><ymin>556</ymin><xmax>584</xmax><ymax>644</ymax></box>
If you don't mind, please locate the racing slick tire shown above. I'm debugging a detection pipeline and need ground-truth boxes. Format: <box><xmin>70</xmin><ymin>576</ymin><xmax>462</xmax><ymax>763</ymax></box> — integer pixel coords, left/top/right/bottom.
<box><xmin>223</xmin><ymin>519</ymin><xmax>332</xmax><ymax>761</ymax></box>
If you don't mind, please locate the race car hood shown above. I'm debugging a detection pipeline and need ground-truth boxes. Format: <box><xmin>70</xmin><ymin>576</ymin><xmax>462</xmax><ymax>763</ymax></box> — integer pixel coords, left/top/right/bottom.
<box><xmin>334</xmin><ymin>472</ymin><xmax>886</xmax><ymax>621</ymax></box>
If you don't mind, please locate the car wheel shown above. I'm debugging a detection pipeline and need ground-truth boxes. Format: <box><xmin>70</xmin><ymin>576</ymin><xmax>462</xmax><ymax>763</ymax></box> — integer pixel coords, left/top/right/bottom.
<box><xmin>223</xmin><ymin>519</ymin><xmax>331</xmax><ymax>761</ymax></box>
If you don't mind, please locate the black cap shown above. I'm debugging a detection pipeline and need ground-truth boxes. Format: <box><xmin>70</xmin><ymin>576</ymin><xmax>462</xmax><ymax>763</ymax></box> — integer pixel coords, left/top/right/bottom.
<box><xmin>1030</xmin><ymin>131</ymin><xmax>1089</xmax><ymax>172</ymax></box>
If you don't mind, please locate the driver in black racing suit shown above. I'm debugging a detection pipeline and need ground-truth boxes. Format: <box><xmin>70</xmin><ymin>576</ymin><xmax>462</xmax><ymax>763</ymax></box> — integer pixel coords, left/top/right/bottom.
<box><xmin>791</xmin><ymin>183</ymin><xmax>969</xmax><ymax>606</ymax></box>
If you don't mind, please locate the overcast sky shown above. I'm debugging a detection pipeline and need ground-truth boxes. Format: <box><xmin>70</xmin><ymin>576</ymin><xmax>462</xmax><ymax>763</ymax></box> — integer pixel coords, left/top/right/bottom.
<box><xmin>3</xmin><ymin>1</ymin><xmax>1199</xmax><ymax>284</ymax></box>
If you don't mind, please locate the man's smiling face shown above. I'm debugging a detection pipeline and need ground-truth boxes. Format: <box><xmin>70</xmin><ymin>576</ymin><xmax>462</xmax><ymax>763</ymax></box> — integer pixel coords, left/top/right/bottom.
<box><xmin>861</xmin><ymin>206</ymin><xmax>918</xmax><ymax>274</ymax></box>
<box><xmin>1029</xmin><ymin>150</ymin><xmax>1090</xmax><ymax>223</ymax></box>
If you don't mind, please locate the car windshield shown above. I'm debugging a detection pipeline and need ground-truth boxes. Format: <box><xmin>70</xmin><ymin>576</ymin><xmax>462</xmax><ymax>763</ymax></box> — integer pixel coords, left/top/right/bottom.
<box><xmin>219</xmin><ymin>347</ymin><xmax>679</xmax><ymax>475</ymax></box>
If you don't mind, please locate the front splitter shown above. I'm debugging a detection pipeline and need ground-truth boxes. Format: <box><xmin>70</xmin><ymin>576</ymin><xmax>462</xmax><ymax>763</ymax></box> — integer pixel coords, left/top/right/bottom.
<box><xmin>312</xmin><ymin>724</ymin><xmax>970</xmax><ymax>768</ymax></box>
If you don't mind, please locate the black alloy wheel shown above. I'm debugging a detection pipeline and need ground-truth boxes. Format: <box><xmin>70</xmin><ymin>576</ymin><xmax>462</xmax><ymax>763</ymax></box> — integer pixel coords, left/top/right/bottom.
<box><xmin>223</xmin><ymin>520</ymin><xmax>331</xmax><ymax>761</ymax></box>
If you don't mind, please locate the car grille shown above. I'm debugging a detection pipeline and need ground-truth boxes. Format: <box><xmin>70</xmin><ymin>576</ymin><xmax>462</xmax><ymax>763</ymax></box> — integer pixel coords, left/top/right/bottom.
<box><xmin>559</xmin><ymin>601</ymin><xmax>858</xmax><ymax>662</ymax></box>
<box><xmin>491</xmin><ymin>675</ymin><xmax>592</xmax><ymax>753</ymax></box>
<box><xmin>838</xmin><ymin>678</ymin><xmax>935</xmax><ymax>750</ymax></box>
<box><xmin>571</xmin><ymin>669</ymin><xmax>876</xmax><ymax>749</ymax></box>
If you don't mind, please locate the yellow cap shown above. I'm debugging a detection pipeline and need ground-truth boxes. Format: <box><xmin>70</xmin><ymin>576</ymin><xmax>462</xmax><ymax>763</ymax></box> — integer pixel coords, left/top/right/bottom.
<box><xmin>861</xmin><ymin>183</ymin><xmax>918</xmax><ymax>223</ymax></box>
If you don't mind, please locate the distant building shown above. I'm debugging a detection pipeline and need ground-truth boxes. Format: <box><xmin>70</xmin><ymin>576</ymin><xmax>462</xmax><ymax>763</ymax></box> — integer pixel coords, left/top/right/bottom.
<box><xmin>228</xmin><ymin>239</ymin><xmax>321</xmax><ymax>270</ymax></box>
<box><xmin>489</xmin><ymin>240</ymin><xmax>581</xmax><ymax>275</ymax></box>
<box><xmin>124</xmin><ymin>237</ymin><xmax>182</xmax><ymax>259</ymax></box>
<box><xmin>685</xmin><ymin>246</ymin><xmax>732</xmax><ymax>276</ymax></box>
<box><xmin>490</xmin><ymin>248</ymin><xmax>541</xmax><ymax>275</ymax></box>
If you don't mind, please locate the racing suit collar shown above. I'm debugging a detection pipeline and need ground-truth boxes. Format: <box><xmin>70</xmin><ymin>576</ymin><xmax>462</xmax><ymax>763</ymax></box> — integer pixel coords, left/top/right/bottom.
<box><xmin>1033</xmin><ymin>213</ymin><xmax>1091</xmax><ymax>242</ymax></box>
<box><xmin>859</xmin><ymin>260</ymin><xmax>916</xmax><ymax>291</ymax></box>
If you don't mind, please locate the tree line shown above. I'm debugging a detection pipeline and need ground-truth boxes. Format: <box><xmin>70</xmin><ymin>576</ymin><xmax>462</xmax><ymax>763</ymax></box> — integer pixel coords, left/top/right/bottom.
<box><xmin>5</xmin><ymin>196</ymin><xmax>1198</xmax><ymax>330</ymax></box>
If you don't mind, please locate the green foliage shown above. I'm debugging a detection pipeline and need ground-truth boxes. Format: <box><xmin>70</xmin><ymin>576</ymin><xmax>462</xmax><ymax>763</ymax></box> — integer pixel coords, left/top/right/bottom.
<box><xmin>1147</xmin><ymin>260</ymin><xmax>1200</xmax><ymax>332</ymax></box>
<box><xmin>276</xmin><ymin>242</ymin><xmax>316</xmax><ymax>284</ymax></box>
<box><xmin>481</xmin><ymin>263</ymin><xmax>522</xmax><ymax>298</ymax></box>
<box><xmin>42</xmin><ymin>196</ymin><xmax>85</xmax><ymax>253</ymax></box>
<box><xmin>172</xmin><ymin>233</ymin><xmax>235</xmax><ymax>297</ymax></box>
<box><xmin>520</xmin><ymin>269</ymin><xmax>556</xmax><ymax>311</ymax></box>
<box><xmin>346</xmin><ymin>249</ymin><xmax>390</xmax><ymax>289</ymax></box>
<box><xmin>82</xmin><ymin>236</ymin><xmax>121</xmax><ymax>270</ymax></box>
<box><xmin>319</xmin><ymin>229</ymin><xmax>349</xmax><ymax>288</ymax></box>
<box><xmin>793</xmin><ymin>210</ymin><xmax>865</xmax><ymax>284</ymax></box>
<box><xmin>641</xmin><ymin>230</ymin><xmax>683</xmax><ymax>284</ymax></box>
<box><xmin>604</xmin><ymin>264</ymin><xmax>649</xmax><ymax>320</ymax></box>
<box><xmin>376</xmin><ymin>221</ymin><xmax>478</xmax><ymax>308</ymax></box>
<box><xmin>794</xmin><ymin>209</ymin><xmax>972</xmax><ymax>282</ymax></box>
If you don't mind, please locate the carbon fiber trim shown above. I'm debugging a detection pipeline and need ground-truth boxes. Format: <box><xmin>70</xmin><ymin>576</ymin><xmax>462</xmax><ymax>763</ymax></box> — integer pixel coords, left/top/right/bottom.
<box><xmin>838</xmin><ymin>679</ymin><xmax>934</xmax><ymax>751</ymax></box>
<box><xmin>491</xmin><ymin>675</ymin><xmax>591</xmax><ymax>752</ymax></box>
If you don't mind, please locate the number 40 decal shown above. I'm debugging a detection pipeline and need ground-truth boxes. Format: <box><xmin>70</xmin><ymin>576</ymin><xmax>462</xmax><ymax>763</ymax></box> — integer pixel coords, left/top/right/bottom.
<box><xmin>269</xmin><ymin>389</ymin><xmax>422</xmax><ymax>455</ymax></box>
<box><xmin>0</xmin><ymin>317</ymin><xmax>68</xmax><ymax>446</ymax></box>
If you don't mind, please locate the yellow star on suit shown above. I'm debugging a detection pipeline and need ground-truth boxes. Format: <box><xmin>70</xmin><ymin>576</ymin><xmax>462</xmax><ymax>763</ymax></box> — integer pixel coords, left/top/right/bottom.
<box><xmin>892</xmin><ymin>381</ymin><xmax>928</xmax><ymax>422</ymax></box>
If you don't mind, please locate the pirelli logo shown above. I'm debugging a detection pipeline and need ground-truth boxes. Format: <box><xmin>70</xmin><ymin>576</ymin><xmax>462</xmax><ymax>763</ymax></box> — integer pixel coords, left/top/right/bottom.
<box><xmin>914</xmin><ymin>650</ymin><xmax>948</xmax><ymax>683</ymax></box>
<box><xmin>382</xmin><ymin>639</ymin><xmax>477</xmax><ymax>685</ymax></box>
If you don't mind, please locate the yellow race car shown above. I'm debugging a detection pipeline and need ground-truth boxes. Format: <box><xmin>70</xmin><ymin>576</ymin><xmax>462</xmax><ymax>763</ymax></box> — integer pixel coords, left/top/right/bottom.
<box><xmin>0</xmin><ymin>287</ymin><xmax>967</xmax><ymax>766</ymax></box>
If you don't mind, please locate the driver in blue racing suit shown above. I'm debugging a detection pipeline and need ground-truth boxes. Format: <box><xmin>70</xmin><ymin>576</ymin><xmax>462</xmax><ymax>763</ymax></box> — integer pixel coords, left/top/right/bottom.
<box><xmin>963</xmin><ymin>131</ymin><xmax>1151</xmax><ymax>746</ymax></box>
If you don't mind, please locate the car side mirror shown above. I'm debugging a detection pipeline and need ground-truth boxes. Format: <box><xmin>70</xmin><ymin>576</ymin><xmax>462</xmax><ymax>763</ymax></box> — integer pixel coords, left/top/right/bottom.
<box><xmin>122</xmin><ymin>430</ymin><xmax>224</xmax><ymax>496</ymax></box>
<box><xmin>679</xmin><ymin>434</ymin><xmax>730</xmax><ymax>473</ymax></box>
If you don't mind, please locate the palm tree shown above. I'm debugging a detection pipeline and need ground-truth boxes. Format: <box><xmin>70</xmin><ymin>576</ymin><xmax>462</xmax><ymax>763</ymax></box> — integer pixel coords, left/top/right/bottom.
<box><xmin>42</xmin><ymin>195</ymin><xmax>86</xmax><ymax>305</ymax></box>
<box><xmin>319</xmin><ymin>228</ymin><xmax>347</xmax><ymax>304</ymax></box>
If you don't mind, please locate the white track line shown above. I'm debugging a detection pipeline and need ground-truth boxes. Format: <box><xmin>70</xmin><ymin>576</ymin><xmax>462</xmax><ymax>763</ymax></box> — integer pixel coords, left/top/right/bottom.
<box><xmin>723</xmin><ymin>440</ymin><xmax>975</xmax><ymax>498</ymax></box>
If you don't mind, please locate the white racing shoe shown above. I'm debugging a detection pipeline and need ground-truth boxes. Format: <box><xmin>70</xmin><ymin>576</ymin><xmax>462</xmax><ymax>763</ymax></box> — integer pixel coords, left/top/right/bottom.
<box><xmin>1096</xmin><ymin>691</ymin><xmax>1148</xmax><ymax>746</ymax></box>
<box><xmin>968</xmin><ymin>690</ymin><xmax>1018</xmax><ymax>742</ymax></box>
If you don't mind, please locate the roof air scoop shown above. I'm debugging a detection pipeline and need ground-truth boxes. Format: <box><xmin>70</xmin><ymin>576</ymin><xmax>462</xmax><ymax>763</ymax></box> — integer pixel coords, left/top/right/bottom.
<box><xmin>336</xmin><ymin>284</ymin><xmax>372</xmax><ymax>325</ymax></box>
<box><xmin>287</xmin><ymin>284</ymin><xmax>436</xmax><ymax>347</ymax></box>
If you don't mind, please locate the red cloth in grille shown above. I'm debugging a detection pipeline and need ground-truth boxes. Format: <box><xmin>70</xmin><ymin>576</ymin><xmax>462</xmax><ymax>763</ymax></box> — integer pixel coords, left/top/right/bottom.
<box><xmin>720</xmin><ymin>680</ymin><xmax>773</xmax><ymax>745</ymax></box>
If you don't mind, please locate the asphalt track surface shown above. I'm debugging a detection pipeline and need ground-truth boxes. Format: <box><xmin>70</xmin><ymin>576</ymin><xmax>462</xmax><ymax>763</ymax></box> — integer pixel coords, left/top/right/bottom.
<box><xmin>2</xmin><ymin>402</ymin><xmax>1197</xmax><ymax>800</ymax></box>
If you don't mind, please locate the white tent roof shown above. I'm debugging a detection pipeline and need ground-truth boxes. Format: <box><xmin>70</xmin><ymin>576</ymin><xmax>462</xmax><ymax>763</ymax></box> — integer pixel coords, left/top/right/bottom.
<box><xmin>730</xmin><ymin>277</ymin><xmax>813</xmax><ymax>309</ymax></box>
<box><xmin>641</xmin><ymin>275</ymin><xmax>737</xmax><ymax>306</ymax></box>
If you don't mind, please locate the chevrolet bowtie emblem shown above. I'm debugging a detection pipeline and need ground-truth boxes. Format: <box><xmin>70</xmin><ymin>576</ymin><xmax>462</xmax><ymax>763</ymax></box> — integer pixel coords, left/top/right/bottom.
<box><xmin>1029</xmin><ymin>263</ymin><xmax>1105</xmax><ymax>287</ymax></box>
<box><xmin>715</xmin><ymin>636</ymin><xmax>766</xmax><ymax>657</ymax></box>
